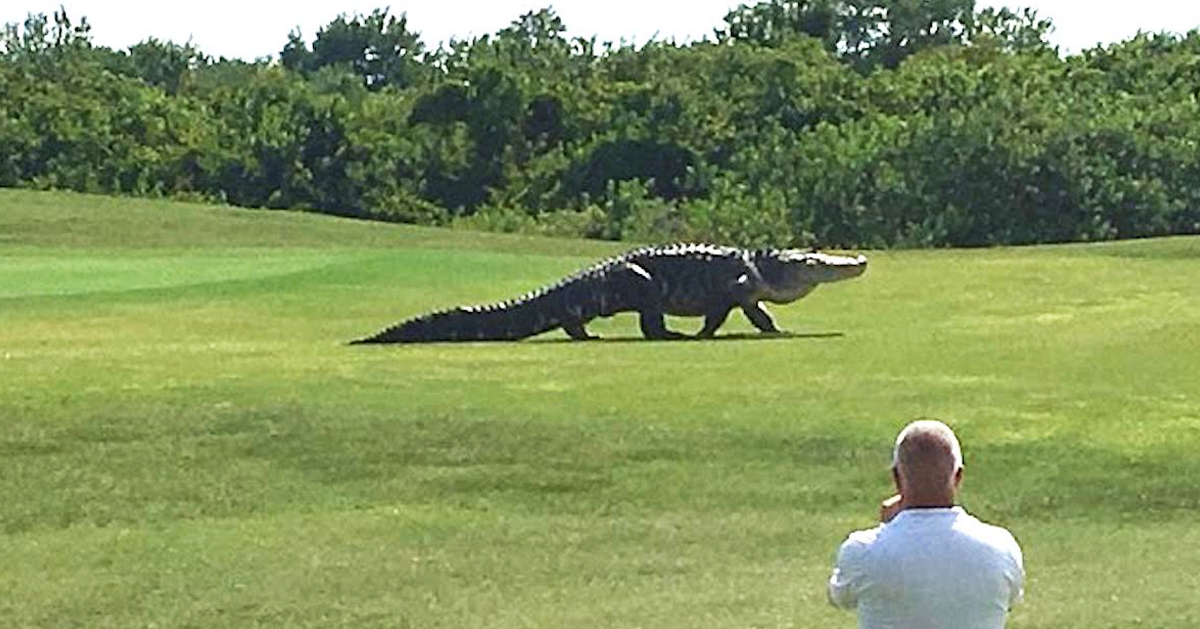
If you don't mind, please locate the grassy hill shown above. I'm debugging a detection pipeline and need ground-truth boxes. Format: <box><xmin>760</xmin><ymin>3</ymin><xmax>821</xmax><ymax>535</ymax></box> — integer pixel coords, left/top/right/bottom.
<box><xmin>2</xmin><ymin>188</ymin><xmax>1199</xmax><ymax>628</ymax></box>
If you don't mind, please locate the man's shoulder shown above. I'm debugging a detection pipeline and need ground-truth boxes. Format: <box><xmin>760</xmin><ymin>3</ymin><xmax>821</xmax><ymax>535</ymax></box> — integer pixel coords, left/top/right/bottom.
<box><xmin>839</xmin><ymin>525</ymin><xmax>884</xmax><ymax>556</ymax></box>
<box><xmin>958</xmin><ymin>512</ymin><xmax>1020</xmax><ymax>544</ymax></box>
<box><xmin>955</xmin><ymin>511</ymin><xmax>1024</xmax><ymax>562</ymax></box>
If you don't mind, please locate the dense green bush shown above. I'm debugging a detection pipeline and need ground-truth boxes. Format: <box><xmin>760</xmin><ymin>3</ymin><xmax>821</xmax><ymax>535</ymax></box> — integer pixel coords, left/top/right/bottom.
<box><xmin>2</xmin><ymin>4</ymin><xmax>1198</xmax><ymax>247</ymax></box>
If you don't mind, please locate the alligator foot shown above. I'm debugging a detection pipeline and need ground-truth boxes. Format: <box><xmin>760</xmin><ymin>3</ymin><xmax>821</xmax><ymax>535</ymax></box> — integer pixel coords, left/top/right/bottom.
<box><xmin>564</xmin><ymin>323</ymin><xmax>598</xmax><ymax>341</ymax></box>
<box><xmin>648</xmin><ymin>330</ymin><xmax>689</xmax><ymax>341</ymax></box>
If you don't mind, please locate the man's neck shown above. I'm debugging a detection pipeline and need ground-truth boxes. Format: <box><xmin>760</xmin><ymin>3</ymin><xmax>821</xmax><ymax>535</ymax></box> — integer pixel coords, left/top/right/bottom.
<box><xmin>902</xmin><ymin>495</ymin><xmax>956</xmax><ymax>509</ymax></box>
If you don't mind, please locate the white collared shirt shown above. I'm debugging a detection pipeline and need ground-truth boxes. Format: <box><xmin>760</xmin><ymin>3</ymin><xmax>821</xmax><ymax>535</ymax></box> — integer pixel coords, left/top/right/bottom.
<box><xmin>828</xmin><ymin>507</ymin><xmax>1024</xmax><ymax>629</ymax></box>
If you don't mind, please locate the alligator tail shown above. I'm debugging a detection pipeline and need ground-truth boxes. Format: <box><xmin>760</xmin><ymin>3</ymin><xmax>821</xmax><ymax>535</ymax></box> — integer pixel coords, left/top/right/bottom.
<box><xmin>350</xmin><ymin>289</ymin><xmax>565</xmax><ymax>344</ymax></box>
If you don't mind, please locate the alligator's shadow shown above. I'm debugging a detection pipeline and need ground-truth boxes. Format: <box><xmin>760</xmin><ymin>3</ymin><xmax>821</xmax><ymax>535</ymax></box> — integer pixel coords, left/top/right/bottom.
<box><xmin>530</xmin><ymin>331</ymin><xmax>845</xmax><ymax>344</ymax></box>
<box><xmin>348</xmin><ymin>331</ymin><xmax>844</xmax><ymax>346</ymax></box>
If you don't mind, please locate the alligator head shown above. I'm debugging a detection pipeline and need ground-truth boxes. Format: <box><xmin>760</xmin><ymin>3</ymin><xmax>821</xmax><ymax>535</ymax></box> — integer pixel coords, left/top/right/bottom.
<box><xmin>753</xmin><ymin>250</ymin><xmax>868</xmax><ymax>303</ymax></box>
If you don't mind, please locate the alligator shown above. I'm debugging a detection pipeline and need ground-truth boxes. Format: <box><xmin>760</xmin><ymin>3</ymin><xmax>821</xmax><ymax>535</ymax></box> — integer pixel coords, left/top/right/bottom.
<box><xmin>350</xmin><ymin>243</ymin><xmax>867</xmax><ymax>344</ymax></box>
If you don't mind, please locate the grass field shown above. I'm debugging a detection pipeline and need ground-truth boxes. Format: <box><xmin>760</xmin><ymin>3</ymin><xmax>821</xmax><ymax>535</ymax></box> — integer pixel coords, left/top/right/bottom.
<box><xmin>2</xmin><ymin>188</ymin><xmax>1199</xmax><ymax>628</ymax></box>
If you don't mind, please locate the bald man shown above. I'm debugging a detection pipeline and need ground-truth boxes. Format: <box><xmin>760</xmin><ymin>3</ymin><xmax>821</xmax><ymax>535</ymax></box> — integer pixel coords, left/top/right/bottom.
<box><xmin>827</xmin><ymin>420</ymin><xmax>1025</xmax><ymax>629</ymax></box>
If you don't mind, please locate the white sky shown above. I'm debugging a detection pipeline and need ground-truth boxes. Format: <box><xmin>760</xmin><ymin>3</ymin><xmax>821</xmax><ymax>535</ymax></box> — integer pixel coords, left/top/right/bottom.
<box><xmin>3</xmin><ymin>1</ymin><xmax>1198</xmax><ymax>60</ymax></box>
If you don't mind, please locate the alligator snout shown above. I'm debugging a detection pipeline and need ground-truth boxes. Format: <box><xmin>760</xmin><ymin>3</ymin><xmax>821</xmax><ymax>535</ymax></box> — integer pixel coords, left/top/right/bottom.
<box><xmin>845</xmin><ymin>254</ymin><xmax>868</xmax><ymax>277</ymax></box>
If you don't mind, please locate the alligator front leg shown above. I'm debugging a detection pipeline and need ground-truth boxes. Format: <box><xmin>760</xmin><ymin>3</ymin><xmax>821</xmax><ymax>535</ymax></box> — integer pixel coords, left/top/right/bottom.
<box><xmin>697</xmin><ymin>306</ymin><xmax>734</xmax><ymax>338</ymax></box>
<box><xmin>743</xmin><ymin>301</ymin><xmax>782</xmax><ymax>334</ymax></box>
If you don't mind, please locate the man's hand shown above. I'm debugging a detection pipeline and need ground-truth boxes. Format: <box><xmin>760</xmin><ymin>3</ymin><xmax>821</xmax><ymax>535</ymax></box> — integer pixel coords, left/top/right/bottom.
<box><xmin>880</xmin><ymin>494</ymin><xmax>904</xmax><ymax>523</ymax></box>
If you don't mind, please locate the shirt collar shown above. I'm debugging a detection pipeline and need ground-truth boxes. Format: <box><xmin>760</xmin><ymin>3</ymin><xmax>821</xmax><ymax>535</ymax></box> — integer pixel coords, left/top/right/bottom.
<box><xmin>891</xmin><ymin>506</ymin><xmax>964</xmax><ymax>522</ymax></box>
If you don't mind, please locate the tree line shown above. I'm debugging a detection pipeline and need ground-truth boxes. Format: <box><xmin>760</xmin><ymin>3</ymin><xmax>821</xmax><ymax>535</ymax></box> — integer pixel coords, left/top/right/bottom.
<box><xmin>2</xmin><ymin>2</ymin><xmax>1198</xmax><ymax>248</ymax></box>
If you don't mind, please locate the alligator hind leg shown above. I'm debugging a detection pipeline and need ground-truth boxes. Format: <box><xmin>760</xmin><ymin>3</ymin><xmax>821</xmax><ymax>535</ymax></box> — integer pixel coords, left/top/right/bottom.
<box><xmin>611</xmin><ymin>262</ymin><xmax>685</xmax><ymax>340</ymax></box>
<box><xmin>638</xmin><ymin>309</ymin><xmax>686</xmax><ymax>340</ymax></box>
<box><xmin>697</xmin><ymin>306</ymin><xmax>734</xmax><ymax>338</ymax></box>
<box><xmin>743</xmin><ymin>301</ymin><xmax>782</xmax><ymax>334</ymax></box>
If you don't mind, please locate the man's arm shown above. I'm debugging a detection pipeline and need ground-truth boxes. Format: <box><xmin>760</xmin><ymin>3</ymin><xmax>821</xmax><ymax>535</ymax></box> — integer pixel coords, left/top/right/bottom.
<box><xmin>827</xmin><ymin>537</ymin><xmax>868</xmax><ymax>609</ymax></box>
<box><xmin>1007</xmin><ymin>534</ymin><xmax>1025</xmax><ymax>609</ymax></box>
<box><xmin>880</xmin><ymin>493</ymin><xmax>904</xmax><ymax>523</ymax></box>
<box><xmin>832</xmin><ymin>493</ymin><xmax>896</xmax><ymax>609</ymax></box>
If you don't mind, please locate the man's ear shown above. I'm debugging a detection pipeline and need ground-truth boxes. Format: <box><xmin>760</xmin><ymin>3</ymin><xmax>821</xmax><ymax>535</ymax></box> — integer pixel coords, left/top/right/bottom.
<box><xmin>953</xmin><ymin>466</ymin><xmax>964</xmax><ymax>488</ymax></box>
<box><xmin>892</xmin><ymin>467</ymin><xmax>903</xmax><ymax>491</ymax></box>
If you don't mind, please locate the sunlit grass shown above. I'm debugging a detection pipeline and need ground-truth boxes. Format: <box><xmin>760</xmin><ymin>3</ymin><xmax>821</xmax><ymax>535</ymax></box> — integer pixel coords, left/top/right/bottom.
<box><xmin>2</xmin><ymin>188</ymin><xmax>1199</xmax><ymax>627</ymax></box>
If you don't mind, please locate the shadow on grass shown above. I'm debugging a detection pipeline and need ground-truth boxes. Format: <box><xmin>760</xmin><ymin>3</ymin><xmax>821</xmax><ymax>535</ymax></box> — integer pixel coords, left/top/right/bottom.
<box><xmin>13</xmin><ymin>409</ymin><xmax>1200</xmax><ymax>533</ymax></box>
<box><xmin>347</xmin><ymin>331</ymin><xmax>845</xmax><ymax>346</ymax></box>
<box><xmin>248</xmin><ymin>417</ymin><xmax>1200</xmax><ymax>526</ymax></box>
<box><xmin>530</xmin><ymin>331</ymin><xmax>846</xmax><ymax>344</ymax></box>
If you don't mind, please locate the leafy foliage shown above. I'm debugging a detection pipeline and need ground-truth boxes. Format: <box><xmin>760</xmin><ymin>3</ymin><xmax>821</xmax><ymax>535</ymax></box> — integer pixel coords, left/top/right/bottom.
<box><xmin>3</xmin><ymin>4</ymin><xmax>1200</xmax><ymax>247</ymax></box>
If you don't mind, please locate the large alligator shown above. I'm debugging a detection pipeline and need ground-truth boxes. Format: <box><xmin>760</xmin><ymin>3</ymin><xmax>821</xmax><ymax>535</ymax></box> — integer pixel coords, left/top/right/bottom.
<box><xmin>351</xmin><ymin>243</ymin><xmax>867</xmax><ymax>344</ymax></box>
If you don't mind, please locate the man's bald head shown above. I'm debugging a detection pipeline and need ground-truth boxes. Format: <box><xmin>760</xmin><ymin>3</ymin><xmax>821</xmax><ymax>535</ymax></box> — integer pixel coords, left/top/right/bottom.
<box><xmin>892</xmin><ymin>420</ymin><xmax>963</xmax><ymax>494</ymax></box>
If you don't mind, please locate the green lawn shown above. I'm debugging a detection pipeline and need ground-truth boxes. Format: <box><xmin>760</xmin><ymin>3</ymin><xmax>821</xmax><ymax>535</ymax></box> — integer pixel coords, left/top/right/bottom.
<box><xmin>2</xmin><ymin>188</ymin><xmax>1199</xmax><ymax>628</ymax></box>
